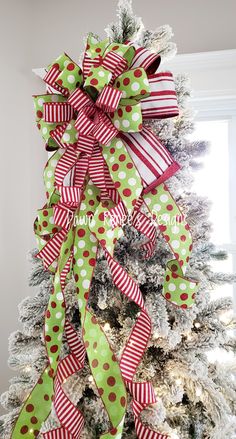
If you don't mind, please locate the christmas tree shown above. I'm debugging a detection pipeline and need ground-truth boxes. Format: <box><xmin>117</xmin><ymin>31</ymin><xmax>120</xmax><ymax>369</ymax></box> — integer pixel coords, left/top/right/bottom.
<box><xmin>1</xmin><ymin>1</ymin><xmax>236</xmax><ymax>438</ymax></box>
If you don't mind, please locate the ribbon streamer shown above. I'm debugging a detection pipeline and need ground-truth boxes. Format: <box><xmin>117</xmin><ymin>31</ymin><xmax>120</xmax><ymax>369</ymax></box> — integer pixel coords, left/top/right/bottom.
<box><xmin>12</xmin><ymin>33</ymin><xmax>198</xmax><ymax>439</ymax></box>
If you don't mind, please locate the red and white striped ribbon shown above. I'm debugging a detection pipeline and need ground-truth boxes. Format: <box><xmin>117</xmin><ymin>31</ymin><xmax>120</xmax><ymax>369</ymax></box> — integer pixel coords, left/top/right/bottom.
<box><xmin>101</xmin><ymin>50</ymin><xmax>128</xmax><ymax>82</ymax></box>
<box><xmin>68</xmin><ymin>88</ymin><xmax>93</xmax><ymax>112</ymax></box>
<box><xmin>141</xmin><ymin>72</ymin><xmax>179</xmax><ymax>119</ymax></box>
<box><xmin>132</xmin><ymin>208</ymin><xmax>157</xmax><ymax>258</ymax></box>
<box><xmin>44</xmin><ymin>66</ymin><xmax>69</xmax><ymax>97</ymax></box>
<box><xmin>96</xmin><ymin>85</ymin><xmax>122</xmax><ymax>113</ymax></box>
<box><xmin>44</xmin><ymin>102</ymin><xmax>74</xmax><ymax>123</ymax></box>
<box><xmin>36</xmin><ymin>229</ymin><xmax>67</xmax><ymax>269</ymax></box>
<box><xmin>97</xmin><ymin>246</ymin><xmax>167</xmax><ymax>438</ymax></box>
<box><xmin>121</xmin><ymin>127</ymin><xmax>180</xmax><ymax>192</ymax></box>
<box><xmin>129</xmin><ymin>43</ymin><xmax>161</xmax><ymax>75</ymax></box>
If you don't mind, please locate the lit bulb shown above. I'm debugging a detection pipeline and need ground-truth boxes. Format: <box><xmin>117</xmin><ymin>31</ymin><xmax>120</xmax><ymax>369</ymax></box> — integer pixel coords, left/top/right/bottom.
<box><xmin>196</xmin><ymin>386</ymin><xmax>202</xmax><ymax>396</ymax></box>
<box><xmin>104</xmin><ymin>323</ymin><xmax>111</xmax><ymax>331</ymax></box>
<box><xmin>186</xmin><ymin>332</ymin><xmax>193</xmax><ymax>340</ymax></box>
<box><xmin>88</xmin><ymin>375</ymin><xmax>94</xmax><ymax>383</ymax></box>
<box><xmin>24</xmin><ymin>366</ymin><xmax>32</xmax><ymax>373</ymax></box>
<box><xmin>29</xmin><ymin>428</ymin><xmax>34</xmax><ymax>434</ymax></box>
<box><xmin>175</xmin><ymin>378</ymin><xmax>182</xmax><ymax>385</ymax></box>
<box><xmin>195</xmin><ymin>322</ymin><xmax>201</xmax><ymax>328</ymax></box>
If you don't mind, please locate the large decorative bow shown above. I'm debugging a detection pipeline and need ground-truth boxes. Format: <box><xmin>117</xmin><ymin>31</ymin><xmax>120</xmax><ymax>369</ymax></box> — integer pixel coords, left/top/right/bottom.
<box><xmin>12</xmin><ymin>34</ymin><xmax>198</xmax><ymax>439</ymax></box>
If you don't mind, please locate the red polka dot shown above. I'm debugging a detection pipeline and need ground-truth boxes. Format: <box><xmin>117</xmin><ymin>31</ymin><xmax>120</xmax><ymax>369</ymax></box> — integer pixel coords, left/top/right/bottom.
<box><xmin>112</xmin><ymin>354</ymin><xmax>116</xmax><ymax>362</ymax></box>
<box><xmin>116</xmin><ymin>81</ymin><xmax>120</xmax><ymax>88</ymax></box>
<box><xmin>45</xmin><ymin>335</ymin><xmax>51</xmax><ymax>342</ymax></box>
<box><xmin>120</xmin><ymin>396</ymin><xmax>126</xmax><ymax>407</ymax></box>
<box><xmin>95</xmin><ymin>48</ymin><xmax>101</xmax><ymax>53</ymax></box>
<box><xmin>140</xmin><ymin>89</ymin><xmax>147</xmax><ymax>95</ymax></box>
<box><xmin>77</xmin><ymin>229</ymin><xmax>85</xmax><ymax>237</ymax></box>
<box><xmin>42</xmin><ymin>221</ymin><xmax>48</xmax><ymax>228</ymax></box>
<box><xmin>98</xmin><ymin>227</ymin><xmax>105</xmax><ymax>234</ymax></box>
<box><xmin>53</xmin><ymin>325</ymin><xmax>59</xmax><ymax>332</ymax></box>
<box><xmin>26</xmin><ymin>404</ymin><xmax>34</xmax><ymax>412</ymax></box>
<box><xmin>83</xmin><ymin>251</ymin><xmax>89</xmax><ymax>257</ymax></box>
<box><xmin>46</xmin><ymin>310</ymin><xmax>51</xmax><ymax>318</ymax></box>
<box><xmin>165</xmin><ymin>292</ymin><xmax>171</xmax><ymax>300</ymax></box>
<box><xmin>38</xmin><ymin>378</ymin><xmax>43</xmax><ymax>384</ymax></box>
<box><xmin>180</xmin><ymin>235</ymin><xmax>186</xmax><ymax>241</ymax></box>
<box><xmin>74</xmin><ymin>274</ymin><xmax>79</xmax><ymax>282</ymax></box>
<box><xmin>112</xmin><ymin>45</ymin><xmax>119</xmax><ymax>50</ymax></box>
<box><xmin>118</xmin><ymin>108</ymin><xmax>123</xmax><ymax>117</ymax></box>
<box><xmin>164</xmin><ymin>234</ymin><xmax>170</xmax><ymax>242</ymax></box>
<box><xmin>126</xmin><ymin>105</ymin><xmax>132</xmax><ymax>112</ymax></box>
<box><xmin>89</xmin><ymin>199</ymin><xmax>94</xmax><ymax>206</ymax></box>
<box><xmin>98</xmin><ymin>212</ymin><xmax>104</xmax><ymax>221</ymax></box>
<box><xmin>167</xmin><ymin>204</ymin><xmax>173</xmax><ymax>211</ymax></box>
<box><xmin>67</xmin><ymin>63</ymin><xmax>75</xmax><ymax>71</ymax></box>
<box><xmin>50</xmin><ymin>345</ymin><xmax>58</xmax><ymax>353</ymax></box>
<box><xmin>119</xmin><ymin>154</ymin><xmax>126</xmax><ymax>162</ymax></box>
<box><xmin>134</xmin><ymin>69</ymin><xmax>142</xmax><ymax>77</ymax></box>
<box><xmin>107</xmin><ymin>376</ymin><xmax>116</xmax><ymax>386</ymax></box>
<box><xmin>111</xmin><ymin>428</ymin><xmax>118</xmax><ymax>435</ymax></box>
<box><xmin>166</xmin><ymin>275</ymin><xmax>170</xmax><ymax>281</ymax></box>
<box><xmin>181</xmin><ymin>304</ymin><xmax>188</xmax><ymax>309</ymax></box>
<box><xmin>192</xmin><ymin>293</ymin><xmax>195</xmax><ymax>300</ymax></box>
<box><xmin>90</xmin><ymin>78</ymin><xmax>98</xmax><ymax>86</ymax></box>
<box><xmin>138</xmin><ymin>123</ymin><xmax>143</xmax><ymax>130</ymax></box>
<box><xmin>159</xmin><ymin>225</ymin><xmax>167</xmax><ymax>232</ymax></box>
<box><xmin>56</xmin><ymin>79</ymin><xmax>63</xmax><ymax>86</ymax></box>
<box><xmin>123</xmin><ymin>188</ymin><xmax>131</xmax><ymax>197</ymax></box>
<box><xmin>53</xmin><ymin>63</ymin><xmax>59</xmax><ymax>69</ymax></box>
<box><xmin>89</xmin><ymin>258</ymin><xmax>96</xmax><ymax>266</ymax></box>
<box><xmin>98</xmin><ymin>387</ymin><xmax>104</xmax><ymax>395</ymax></box>
<box><xmin>110</xmin><ymin>147</ymin><xmax>115</xmax><ymax>154</ymax></box>
<box><xmin>93</xmin><ymin>342</ymin><xmax>97</xmax><ymax>349</ymax></box>
<box><xmin>115</xmin><ymin>181</ymin><xmax>121</xmax><ymax>189</ymax></box>
<box><xmin>171</xmin><ymin>264</ymin><xmax>178</xmax><ymax>272</ymax></box>
<box><xmin>20</xmin><ymin>425</ymin><xmax>28</xmax><ymax>434</ymax></box>
<box><xmin>84</xmin><ymin>292</ymin><xmax>89</xmax><ymax>300</ymax></box>
<box><xmin>123</xmin><ymin>77</ymin><xmax>130</xmax><ymax>86</ymax></box>
<box><xmin>100</xmin><ymin>239</ymin><xmax>106</xmax><ymax>247</ymax></box>
<box><xmin>112</xmin><ymin>163</ymin><xmax>119</xmax><ymax>172</ymax></box>
<box><xmin>44</xmin><ymin>394</ymin><xmax>49</xmax><ymax>401</ymax></box>
<box><xmin>108</xmin><ymin>392</ymin><xmax>116</xmax><ymax>402</ymax></box>
<box><xmin>172</xmin><ymin>272</ymin><xmax>178</xmax><ymax>279</ymax></box>
<box><xmin>51</xmin><ymin>301</ymin><xmax>56</xmax><ymax>308</ymax></box>
<box><xmin>31</xmin><ymin>416</ymin><xmax>38</xmax><ymax>424</ymax></box>
<box><xmin>52</xmin><ymin>227</ymin><xmax>58</xmax><ymax>234</ymax></box>
<box><xmin>91</xmin><ymin>316</ymin><xmax>97</xmax><ymax>324</ymax></box>
<box><xmin>34</xmin><ymin>430</ymin><xmax>40</xmax><ymax>436</ymax></box>
<box><xmin>185</xmin><ymin>224</ymin><xmax>190</xmax><ymax>231</ymax></box>
<box><xmin>48</xmin><ymin>368</ymin><xmax>54</xmax><ymax>377</ymax></box>
<box><xmin>43</xmin><ymin>210</ymin><xmax>48</xmax><ymax>216</ymax></box>
<box><xmin>37</xmin><ymin>110</ymin><xmax>43</xmax><ymax>119</ymax></box>
<box><xmin>103</xmin><ymin>363</ymin><xmax>110</xmax><ymax>370</ymax></box>
<box><xmin>180</xmin><ymin>293</ymin><xmax>188</xmax><ymax>301</ymax></box>
<box><xmin>92</xmin><ymin>359</ymin><xmax>98</xmax><ymax>368</ymax></box>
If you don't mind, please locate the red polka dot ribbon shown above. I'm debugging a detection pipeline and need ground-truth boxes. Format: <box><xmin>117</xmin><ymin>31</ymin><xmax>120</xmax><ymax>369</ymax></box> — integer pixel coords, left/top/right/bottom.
<box><xmin>12</xmin><ymin>34</ymin><xmax>198</xmax><ymax>439</ymax></box>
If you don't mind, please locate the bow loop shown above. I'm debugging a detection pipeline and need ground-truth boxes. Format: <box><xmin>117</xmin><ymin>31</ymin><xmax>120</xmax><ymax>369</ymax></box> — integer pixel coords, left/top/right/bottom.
<box><xmin>96</xmin><ymin>85</ymin><xmax>122</xmax><ymax>113</ymax></box>
<box><xmin>45</xmin><ymin>53</ymin><xmax>83</xmax><ymax>95</ymax></box>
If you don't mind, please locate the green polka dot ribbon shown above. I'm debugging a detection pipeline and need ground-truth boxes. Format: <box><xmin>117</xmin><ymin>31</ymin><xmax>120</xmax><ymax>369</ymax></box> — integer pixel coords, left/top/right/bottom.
<box><xmin>143</xmin><ymin>184</ymin><xmax>199</xmax><ymax>307</ymax></box>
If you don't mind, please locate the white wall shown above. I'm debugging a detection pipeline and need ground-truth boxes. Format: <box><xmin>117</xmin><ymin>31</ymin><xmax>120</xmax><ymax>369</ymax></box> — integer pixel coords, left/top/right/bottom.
<box><xmin>1</xmin><ymin>0</ymin><xmax>236</xmax><ymax>407</ymax></box>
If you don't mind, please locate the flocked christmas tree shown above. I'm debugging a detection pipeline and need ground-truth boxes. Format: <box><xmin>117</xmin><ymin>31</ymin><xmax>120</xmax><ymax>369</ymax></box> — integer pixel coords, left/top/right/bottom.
<box><xmin>1</xmin><ymin>1</ymin><xmax>236</xmax><ymax>438</ymax></box>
